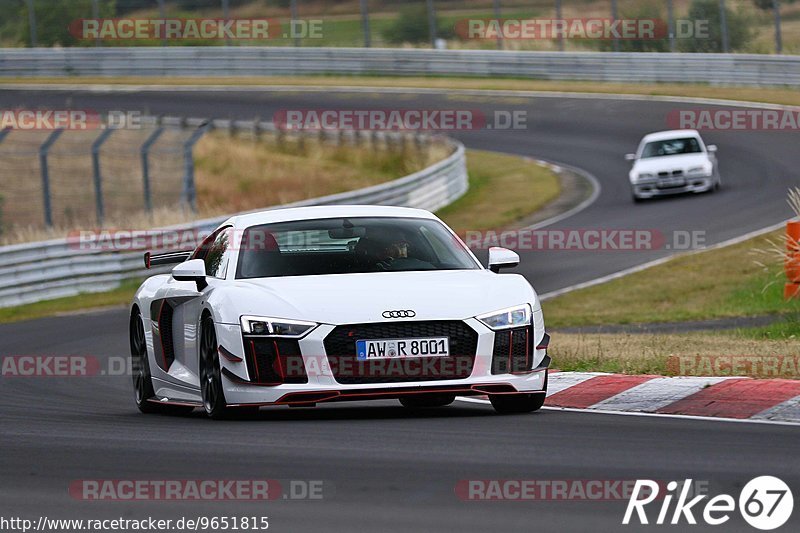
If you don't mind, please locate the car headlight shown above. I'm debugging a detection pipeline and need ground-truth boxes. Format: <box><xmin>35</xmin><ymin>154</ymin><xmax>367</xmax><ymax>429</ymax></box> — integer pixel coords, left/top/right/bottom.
<box><xmin>239</xmin><ymin>315</ymin><xmax>318</xmax><ymax>338</ymax></box>
<box><xmin>637</xmin><ymin>172</ymin><xmax>655</xmax><ymax>180</ymax></box>
<box><xmin>687</xmin><ymin>166</ymin><xmax>710</xmax><ymax>176</ymax></box>
<box><xmin>476</xmin><ymin>304</ymin><xmax>532</xmax><ymax>330</ymax></box>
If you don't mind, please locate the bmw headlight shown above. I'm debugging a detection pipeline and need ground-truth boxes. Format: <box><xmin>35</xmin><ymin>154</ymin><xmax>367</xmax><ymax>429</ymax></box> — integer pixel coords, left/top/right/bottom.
<box><xmin>476</xmin><ymin>304</ymin><xmax>532</xmax><ymax>330</ymax></box>
<box><xmin>239</xmin><ymin>315</ymin><xmax>318</xmax><ymax>338</ymax></box>
<box><xmin>687</xmin><ymin>166</ymin><xmax>710</xmax><ymax>176</ymax></box>
<box><xmin>637</xmin><ymin>172</ymin><xmax>655</xmax><ymax>180</ymax></box>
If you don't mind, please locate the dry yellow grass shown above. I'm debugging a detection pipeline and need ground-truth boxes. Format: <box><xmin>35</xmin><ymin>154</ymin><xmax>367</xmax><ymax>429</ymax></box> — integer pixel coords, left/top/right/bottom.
<box><xmin>552</xmin><ymin>331</ymin><xmax>800</xmax><ymax>375</ymax></box>
<box><xmin>193</xmin><ymin>131</ymin><xmax>448</xmax><ymax>213</ymax></box>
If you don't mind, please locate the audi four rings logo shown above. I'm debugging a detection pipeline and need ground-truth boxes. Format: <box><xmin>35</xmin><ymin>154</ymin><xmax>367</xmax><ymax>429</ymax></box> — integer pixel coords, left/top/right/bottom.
<box><xmin>382</xmin><ymin>310</ymin><xmax>416</xmax><ymax>319</ymax></box>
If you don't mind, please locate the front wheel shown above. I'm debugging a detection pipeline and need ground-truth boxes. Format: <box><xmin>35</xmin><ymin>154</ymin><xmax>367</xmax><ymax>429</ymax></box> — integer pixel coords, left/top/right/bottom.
<box><xmin>200</xmin><ymin>315</ymin><xmax>232</xmax><ymax>419</ymax></box>
<box><xmin>490</xmin><ymin>372</ymin><xmax>548</xmax><ymax>414</ymax></box>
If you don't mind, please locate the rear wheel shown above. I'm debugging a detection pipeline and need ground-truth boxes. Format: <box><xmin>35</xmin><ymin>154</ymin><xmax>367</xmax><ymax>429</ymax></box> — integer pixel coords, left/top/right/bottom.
<box><xmin>489</xmin><ymin>371</ymin><xmax>548</xmax><ymax>414</ymax></box>
<box><xmin>130</xmin><ymin>308</ymin><xmax>193</xmax><ymax>415</ymax></box>
<box><xmin>399</xmin><ymin>393</ymin><xmax>455</xmax><ymax>409</ymax></box>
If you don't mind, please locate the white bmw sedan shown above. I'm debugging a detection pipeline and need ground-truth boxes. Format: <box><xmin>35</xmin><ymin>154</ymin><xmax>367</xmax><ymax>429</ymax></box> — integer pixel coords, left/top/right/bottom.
<box><xmin>130</xmin><ymin>205</ymin><xmax>550</xmax><ymax>419</ymax></box>
<box><xmin>626</xmin><ymin>129</ymin><xmax>720</xmax><ymax>202</ymax></box>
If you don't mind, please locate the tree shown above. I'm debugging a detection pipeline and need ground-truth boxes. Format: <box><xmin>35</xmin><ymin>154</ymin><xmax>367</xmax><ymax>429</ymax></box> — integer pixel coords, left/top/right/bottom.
<box><xmin>752</xmin><ymin>0</ymin><xmax>795</xmax><ymax>10</ymax></box>
<box><xmin>19</xmin><ymin>0</ymin><xmax>115</xmax><ymax>47</ymax></box>
<box><xmin>382</xmin><ymin>4</ymin><xmax>452</xmax><ymax>45</ymax></box>
<box><xmin>596</xmin><ymin>0</ymin><xmax>669</xmax><ymax>52</ymax></box>
<box><xmin>680</xmin><ymin>0</ymin><xmax>751</xmax><ymax>52</ymax></box>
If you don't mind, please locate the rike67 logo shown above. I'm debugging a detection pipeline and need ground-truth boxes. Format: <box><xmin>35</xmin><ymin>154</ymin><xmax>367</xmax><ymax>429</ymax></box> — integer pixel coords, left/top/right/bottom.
<box><xmin>624</xmin><ymin>477</ymin><xmax>793</xmax><ymax>530</ymax></box>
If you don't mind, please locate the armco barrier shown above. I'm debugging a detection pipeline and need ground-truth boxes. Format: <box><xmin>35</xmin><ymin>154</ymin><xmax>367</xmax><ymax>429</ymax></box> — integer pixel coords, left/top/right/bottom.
<box><xmin>0</xmin><ymin>136</ymin><xmax>467</xmax><ymax>308</ymax></box>
<box><xmin>1</xmin><ymin>48</ymin><xmax>799</xmax><ymax>87</ymax></box>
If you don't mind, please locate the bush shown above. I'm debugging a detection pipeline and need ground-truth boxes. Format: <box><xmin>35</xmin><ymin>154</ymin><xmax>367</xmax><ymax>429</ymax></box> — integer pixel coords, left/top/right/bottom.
<box><xmin>680</xmin><ymin>0</ymin><xmax>752</xmax><ymax>52</ymax></box>
<box><xmin>382</xmin><ymin>4</ymin><xmax>451</xmax><ymax>45</ymax></box>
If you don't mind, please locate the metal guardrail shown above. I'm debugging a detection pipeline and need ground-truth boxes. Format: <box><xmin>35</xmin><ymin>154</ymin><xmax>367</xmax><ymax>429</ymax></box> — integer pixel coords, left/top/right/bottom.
<box><xmin>1</xmin><ymin>47</ymin><xmax>800</xmax><ymax>86</ymax></box>
<box><xmin>0</xmin><ymin>135</ymin><xmax>466</xmax><ymax>308</ymax></box>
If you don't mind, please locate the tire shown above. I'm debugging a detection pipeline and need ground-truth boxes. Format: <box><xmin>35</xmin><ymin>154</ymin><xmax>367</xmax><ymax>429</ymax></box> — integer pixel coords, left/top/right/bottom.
<box><xmin>200</xmin><ymin>314</ymin><xmax>233</xmax><ymax>419</ymax></box>
<box><xmin>489</xmin><ymin>371</ymin><xmax>548</xmax><ymax>414</ymax></box>
<box><xmin>632</xmin><ymin>191</ymin><xmax>643</xmax><ymax>203</ymax></box>
<box><xmin>130</xmin><ymin>308</ymin><xmax>193</xmax><ymax>416</ymax></box>
<box><xmin>399</xmin><ymin>393</ymin><xmax>455</xmax><ymax>409</ymax></box>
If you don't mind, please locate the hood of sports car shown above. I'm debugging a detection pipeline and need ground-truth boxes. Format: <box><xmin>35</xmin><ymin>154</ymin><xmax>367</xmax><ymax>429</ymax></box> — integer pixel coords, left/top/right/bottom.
<box><xmin>214</xmin><ymin>270</ymin><xmax>538</xmax><ymax>325</ymax></box>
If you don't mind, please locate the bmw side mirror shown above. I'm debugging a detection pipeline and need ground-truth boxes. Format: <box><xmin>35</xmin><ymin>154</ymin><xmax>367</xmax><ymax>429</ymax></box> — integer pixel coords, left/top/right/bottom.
<box><xmin>624</xmin><ymin>153</ymin><xmax>637</xmax><ymax>161</ymax></box>
<box><xmin>488</xmin><ymin>247</ymin><xmax>520</xmax><ymax>273</ymax></box>
<box><xmin>707</xmin><ymin>145</ymin><xmax>717</xmax><ymax>153</ymax></box>
<box><xmin>172</xmin><ymin>259</ymin><xmax>208</xmax><ymax>290</ymax></box>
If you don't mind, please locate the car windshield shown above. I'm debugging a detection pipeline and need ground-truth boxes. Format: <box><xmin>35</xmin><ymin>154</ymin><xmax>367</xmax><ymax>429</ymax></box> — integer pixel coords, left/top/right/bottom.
<box><xmin>235</xmin><ymin>216</ymin><xmax>479</xmax><ymax>279</ymax></box>
<box><xmin>640</xmin><ymin>137</ymin><xmax>703</xmax><ymax>158</ymax></box>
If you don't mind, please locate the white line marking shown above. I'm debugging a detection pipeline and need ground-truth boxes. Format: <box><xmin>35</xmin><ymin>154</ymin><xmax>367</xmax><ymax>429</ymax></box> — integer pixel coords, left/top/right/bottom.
<box><xmin>454</xmin><ymin>397</ymin><xmax>800</xmax><ymax>427</ymax></box>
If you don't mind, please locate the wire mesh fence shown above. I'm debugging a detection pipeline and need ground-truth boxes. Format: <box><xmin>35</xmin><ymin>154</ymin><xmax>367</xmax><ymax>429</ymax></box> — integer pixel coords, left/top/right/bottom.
<box><xmin>0</xmin><ymin>118</ymin><xmax>201</xmax><ymax>236</ymax></box>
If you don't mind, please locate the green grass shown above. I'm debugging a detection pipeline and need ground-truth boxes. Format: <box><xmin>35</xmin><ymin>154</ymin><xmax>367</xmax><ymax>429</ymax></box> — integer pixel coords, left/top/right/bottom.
<box><xmin>437</xmin><ymin>150</ymin><xmax>560</xmax><ymax>233</ymax></box>
<box><xmin>0</xmin><ymin>279</ymin><xmax>142</xmax><ymax>324</ymax></box>
<box><xmin>544</xmin><ymin>230</ymin><xmax>800</xmax><ymax>330</ymax></box>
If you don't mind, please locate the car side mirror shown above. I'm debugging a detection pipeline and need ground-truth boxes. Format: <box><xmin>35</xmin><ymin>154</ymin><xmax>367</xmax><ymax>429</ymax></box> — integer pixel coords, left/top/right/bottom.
<box><xmin>624</xmin><ymin>153</ymin><xmax>637</xmax><ymax>161</ymax></box>
<box><xmin>707</xmin><ymin>145</ymin><xmax>717</xmax><ymax>153</ymax></box>
<box><xmin>488</xmin><ymin>247</ymin><xmax>520</xmax><ymax>273</ymax></box>
<box><xmin>172</xmin><ymin>259</ymin><xmax>208</xmax><ymax>290</ymax></box>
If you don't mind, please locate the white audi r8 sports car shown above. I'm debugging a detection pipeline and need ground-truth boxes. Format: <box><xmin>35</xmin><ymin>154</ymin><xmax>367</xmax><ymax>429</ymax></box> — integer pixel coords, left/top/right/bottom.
<box><xmin>626</xmin><ymin>129</ymin><xmax>720</xmax><ymax>202</ymax></box>
<box><xmin>130</xmin><ymin>205</ymin><xmax>549</xmax><ymax>419</ymax></box>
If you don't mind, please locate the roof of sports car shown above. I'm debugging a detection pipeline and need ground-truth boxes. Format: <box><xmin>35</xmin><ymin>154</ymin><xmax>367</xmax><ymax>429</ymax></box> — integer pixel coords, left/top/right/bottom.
<box><xmin>226</xmin><ymin>205</ymin><xmax>438</xmax><ymax>229</ymax></box>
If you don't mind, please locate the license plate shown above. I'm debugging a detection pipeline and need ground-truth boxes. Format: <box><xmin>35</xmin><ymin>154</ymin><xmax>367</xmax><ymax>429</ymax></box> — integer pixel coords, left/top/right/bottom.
<box><xmin>356</xmin><ymin>337</ymin><xmax>450</xmax><ymax>360</ymax></box>
<box><xmin>658</xmin><ymin>178</ymin><xmax>685</xmax><ymax>188</ymax></box>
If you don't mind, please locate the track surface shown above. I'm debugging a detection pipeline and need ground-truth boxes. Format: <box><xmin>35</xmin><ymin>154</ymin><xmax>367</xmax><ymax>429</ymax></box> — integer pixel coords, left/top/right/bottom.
<box><xmin>1</xmin><ymin>87</ymin><xmax>798</xmax><ymax>532</ymax></box>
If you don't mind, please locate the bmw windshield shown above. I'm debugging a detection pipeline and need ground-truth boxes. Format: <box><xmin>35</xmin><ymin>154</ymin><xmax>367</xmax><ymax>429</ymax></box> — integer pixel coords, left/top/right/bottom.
<box><xmin>235</xmin><ymin>217</ymin><xmax>480</xmax><ymax>279</ymax></box>
<box><xmin>641</xmin><ymin>137</ymin><xmax>703</xmax><ymax>158</ymax></box>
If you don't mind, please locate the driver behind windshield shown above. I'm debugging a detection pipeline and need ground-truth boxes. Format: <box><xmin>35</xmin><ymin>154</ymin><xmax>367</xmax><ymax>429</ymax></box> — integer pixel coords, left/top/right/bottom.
<box><xmin>372</xmin><ymin>230</ymin><xmax>435</xmax><ymax>271</ymax></box>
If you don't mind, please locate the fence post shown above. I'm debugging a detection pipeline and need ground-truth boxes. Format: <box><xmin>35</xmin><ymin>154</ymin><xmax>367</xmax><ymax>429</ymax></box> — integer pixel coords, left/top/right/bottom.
<box><xmin>222</xmin><ymin>0</ymin><xmax>231</xmax><ymax>46</ymax></box>
<box><xmin>158</xmin><ymin>0</ymin><xmax>167</xmax><ymax>46</ymax></box>
<box><xmin>610</xmin><ymin>0</ymin><xmax>619</xmax><ymax>52</ymax></box>
<box><xmin>290</xmin><ymin>0</ymin><xmax>300</xmax><ymax>47</ymax></box>
<box><xmin>426</xmin><ymin>0</ymin><xmax>437</xmax><ymax>48</ymax></box>
<box><xmin>555</xmin><ymin>0</ymin><xmax>564</xmax><ymax>51</ymax></box>
<box><xmin>360</xmin><ymin>0</ymin><xmax>371</xmax><ymax>48</ymax></box>
<box><xmin>667</xmin><ymin>0</ymin><xmax>676</xmax><ymax>52</ymax></box>
<box><xmin>92</xmin><ymin>0</ymin><xmax>101</xmax><ymax>47</ymax></box>
<box><xmin>182</xmin><ymin>122</ymin><xmax>212</xmax><ymax>212</ymax></box>
<box><xmin>773</xmin><ymin>0</ymin><xmax>783</xmax><ymax>54</ymax></box>
<box><xmin>719</xmin><ymin>0</ymin><xmax>729</xmax><ymax>53</ymax></box>
<box><xmin>91</xmin><ymin>128</ymin><xmax>114</xmax><ymax>225</ymax></box>
<box><xmin>492</xmin><ymin>0</ymin><xmax>502</xmax><ymax>50</ymax></box>
<box><xmin>39</xmin><ymin>129</ymin><xmax>64</xmax><ymax>228</ymax></box>
<box><xmin>141</xmin><ymin>126</ymin><xmax>165</xmax><ymax>214</ymax></box>
<box><xmin>25</xmin><ymin>0</ymin><xmax>37</xmax><ymax>47</ymax></box>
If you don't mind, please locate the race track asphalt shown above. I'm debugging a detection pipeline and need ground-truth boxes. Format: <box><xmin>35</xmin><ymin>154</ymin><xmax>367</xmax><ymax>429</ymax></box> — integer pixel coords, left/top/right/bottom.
<box><xmin>0</xmin><ymin>86</ymin><xmax>797</xmax><ymax>532</ymax></box>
